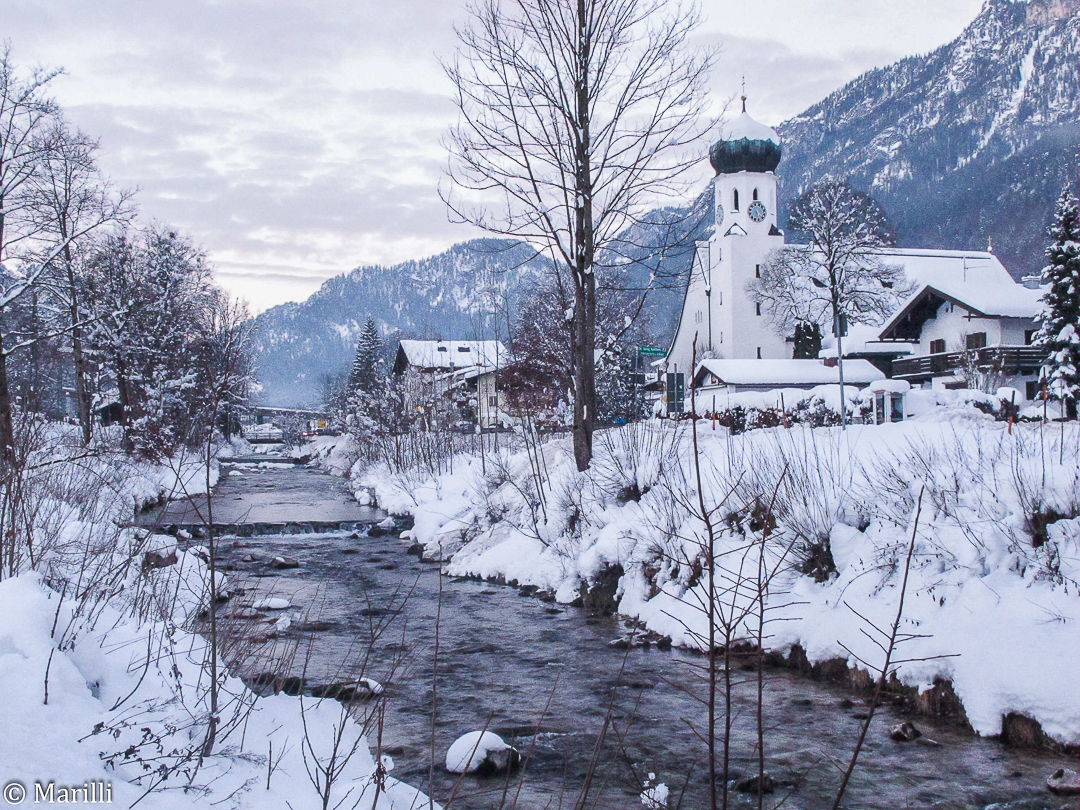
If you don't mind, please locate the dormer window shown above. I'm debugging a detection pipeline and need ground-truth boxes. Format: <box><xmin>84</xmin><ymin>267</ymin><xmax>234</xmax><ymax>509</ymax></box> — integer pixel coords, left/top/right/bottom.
<box><xmin>733</xmin><ymin>189</ymin><xmax>740</xmax><ymax>211</ymax></box>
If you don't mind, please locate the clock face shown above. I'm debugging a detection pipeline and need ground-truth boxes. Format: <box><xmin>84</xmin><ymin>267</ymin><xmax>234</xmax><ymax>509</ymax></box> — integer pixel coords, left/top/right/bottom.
<box><xmin>715</xmin><ymin>201</ymin><xmax>724</xmax><ymax>225</ymax></box>
<box><xmin>748</xmin><ymin>200</ymin><xmax>767</xmax><ymax>223</ymax></box>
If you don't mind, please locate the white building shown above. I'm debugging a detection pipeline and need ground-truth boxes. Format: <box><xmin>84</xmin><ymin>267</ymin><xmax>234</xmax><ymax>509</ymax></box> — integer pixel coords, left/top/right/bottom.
<box><xmin>393</xmin><ymin>340</ymin><xmax>507</xmax><ymax>429</ymax></box>
<box><xmin>664</xmin><ymin>101</ymin><xmax>1044</xmax><ymax>413</ymax></box>
<box><xmin>876</xmin><ymin>282</ymin><xmax>1046</xmax><ymax>399</ymax></box>
<box><xmin>691</xmin><ymin>358</ymin><xmax>884</xmax><ymax>415</ymax></box>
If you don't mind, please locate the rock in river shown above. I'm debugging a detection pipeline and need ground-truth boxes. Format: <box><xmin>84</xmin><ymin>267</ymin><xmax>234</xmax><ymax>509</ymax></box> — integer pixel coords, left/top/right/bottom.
<box><xmin>270</xmin><ymin>556</ymin><xmax>300</xmax><ymax>569</ymax></box>
<box><xmin>445</xmin><ymin>731</ymin><xmax>519</xmax><ymax>775</ymax></box>
<box><xmin>254</xmin><ymin>597</ymin><xmax>291</xmax><ymax>610</ymax></box>
<box><xmin>1046</xmin><ymin>768</ymin><xmax>1080</xmax><ymax>795</ymax></box>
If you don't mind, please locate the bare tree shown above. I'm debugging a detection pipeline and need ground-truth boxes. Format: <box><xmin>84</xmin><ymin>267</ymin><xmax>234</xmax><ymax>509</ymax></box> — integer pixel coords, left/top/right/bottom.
<box><xmin>443</xmin><ymin>0</ymin><xmax>715</xmax><ymax>470</ymax></box>
<box><xmin>0</xmin><ymin>46</ymin><xmax>62</xmax><ymax>463</ymax></box>
<box><xmin>748</xmin><ymin>182</ymin><xmax>911</xmax><ymax>427</ymax></box>
<box><xmin>30</xmin><ymin>120</ymin><xmax>134</xmax><ymax>445</ymax></box>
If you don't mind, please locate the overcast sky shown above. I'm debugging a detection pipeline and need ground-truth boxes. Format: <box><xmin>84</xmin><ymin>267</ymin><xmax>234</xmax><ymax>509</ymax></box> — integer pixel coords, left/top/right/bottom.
<box><xmin>4</xmin><ymin>0</ymin><xmax>986</xmax><ymax>313</ymax></box>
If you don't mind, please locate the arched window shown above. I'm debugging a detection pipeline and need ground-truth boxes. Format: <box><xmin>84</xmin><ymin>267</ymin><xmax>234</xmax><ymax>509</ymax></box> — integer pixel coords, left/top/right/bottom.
<box><xmin>752</xmin><ymin>188</ymin><xmax>759</xmax><ymax>201</ymax></box>
<box><xmin>732</xmin><ymin>189</ymin><xmax>739</xmax><ymax>211</ymax></box>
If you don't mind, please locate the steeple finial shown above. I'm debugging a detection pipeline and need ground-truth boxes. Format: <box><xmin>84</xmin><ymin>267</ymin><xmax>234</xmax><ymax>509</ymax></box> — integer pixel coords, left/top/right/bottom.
<box><xmin>741</xmin><ymin>76</ymin><xmax>747</xmax><ymax>113</ymax></box>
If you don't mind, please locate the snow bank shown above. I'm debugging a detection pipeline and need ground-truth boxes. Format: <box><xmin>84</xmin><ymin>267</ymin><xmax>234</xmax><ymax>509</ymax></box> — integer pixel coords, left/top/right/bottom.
<box><xmin>0</xmin><ymin>430</ymin><xmax>436</xmax><ymax>809</ymax></box>
<box><xmin>360</xmin><ymin>419</ymin><xmax>1080</xmax><ymax>746</ymax></box>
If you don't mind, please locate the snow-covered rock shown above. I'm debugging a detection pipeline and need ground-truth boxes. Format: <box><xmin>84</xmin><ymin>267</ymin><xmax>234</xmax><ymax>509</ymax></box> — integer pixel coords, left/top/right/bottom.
<box><xmin>445</xmin><ymin>731</ymin><xmax>519</xmax><ymax>775</ymax></box>
<box><xmin>253</xmin><ymin>597</ymin><xmax>291</xmax><ymax>610</ymax></box>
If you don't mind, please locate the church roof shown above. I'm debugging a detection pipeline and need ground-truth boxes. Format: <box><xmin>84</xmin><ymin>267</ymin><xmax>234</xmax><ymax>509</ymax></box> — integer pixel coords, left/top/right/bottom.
<box><xmin>725</xmin><ymin>112</ymin><xmax>780</xmax><ymax>144</ymax></box>
<box><xmin>709</xmin><ymin>107</ymin><xmax>782</xmax><ymax>175</ymax></box>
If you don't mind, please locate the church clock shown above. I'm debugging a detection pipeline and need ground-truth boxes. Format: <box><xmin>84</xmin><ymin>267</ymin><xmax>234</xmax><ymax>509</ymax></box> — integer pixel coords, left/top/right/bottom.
<box><xmin>747</xmin><ymin>200</ymin><xmax>767</xmax><ymax>223</ymax></box>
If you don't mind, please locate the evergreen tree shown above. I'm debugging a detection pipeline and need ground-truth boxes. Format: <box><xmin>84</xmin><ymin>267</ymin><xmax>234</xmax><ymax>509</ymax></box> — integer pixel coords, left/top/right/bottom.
<box><xmin>792</xmin><ymin>321</ymin><xmax>823</xmax><ymax>359</ymax></box>
<box><xmin>1034</xmin><ymin>189</ymin><xmax>1080</xmax><ymax>418</ymax></box>
<box><xmin>348</xmin><ymin>317</ymin><xmax>383</xmax><ymax>396</ymax></box>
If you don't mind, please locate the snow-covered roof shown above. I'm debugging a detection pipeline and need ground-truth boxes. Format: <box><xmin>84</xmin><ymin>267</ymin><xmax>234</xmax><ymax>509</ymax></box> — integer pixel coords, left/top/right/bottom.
<box><xmin>724</xmin><ymin>112</ymin><xmax>779</xmax><ymax>144</ymax></box>
<box><xmin>878</xmin><ymin>248</ymin><xmax>1014</xmax><ymax>287</ymax></box>
<box><xmin>397</xmin><ymin>340</ymin><xmax>506</xmax><ymax>371</ymax></box>
<box><xmin>878</xmin><ymin>281</ymin><xmax>1044</xmax><ymax>340</ymax></box>
<box><xmin>694</xmin><ymin>358</ymin><xmax>884</xmax><ymax>388</ymax></box>
<box><xmin>819</xmin><ymin>323</ymin><xmax>916</xmax><ymax>358</ymax></box>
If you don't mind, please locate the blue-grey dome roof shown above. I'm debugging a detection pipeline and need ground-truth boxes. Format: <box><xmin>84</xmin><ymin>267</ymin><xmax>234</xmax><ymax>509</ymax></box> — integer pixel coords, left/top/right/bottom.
<box><xmin>709</xmin><ymin>111</ymin><xmax>782</xmax><ymax>175</ymax></box>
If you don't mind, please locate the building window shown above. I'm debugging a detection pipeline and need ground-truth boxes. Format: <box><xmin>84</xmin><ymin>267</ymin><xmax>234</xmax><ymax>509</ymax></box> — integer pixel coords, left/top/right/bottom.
<box><xmin>1026</xmin><ymin>381</ymin><xmax>1040</xmax><ymax>401</ymax></box>
<box><xmin>437</xmin><ymin>346</ymin><xmax>448</xmax><ymax>352</ymax></box>
<box><xmin>719</xmin><ymin>331</ymin><xmax>723</xmax><ymax>343</ymax></box>
<box><xmin>755</xmin><ymin>302</ymin><xmax>761</xmax><ymax>316</ymax></box>
<box><xmin>1025</xmin><ymin>330</ymin><xmax>1037</xmax><ymax>345</ymax></box>
<box><xmin>733</xmin><ymin>189</ymin><xmax>739</xmax><ymax>211</ymax></box>
<box><xmin>755</xmin><ymin>264</ymin><xmax>760</xmax><ymax>278</ymax></box>
<box><xmin>756</xmin><ymin>347</ymin><xmax>762</xmax><ymax>359</ymax></box>
<box><xmin>965</xmin><ymin>332</ymin><xmax>987</xmax><ymax>350</ymax></box>
<box><xmin>752</xmin><ymin>188</ymin><xmax>759</xmax><ymax>200</ymax></box>
<box><xmin>929</xmin><ymin>338</ymin><xmax>945</xmax><ymax>354</ymax></box>
<box><xmin>489</xmin><ymin>395</ymin><xmax>498</xmax><ymax>407</ymax></box>
<box><xmin>458</xmin><ymin>346</ymin><xmax>471</xmax><ymax>352</ymax></box>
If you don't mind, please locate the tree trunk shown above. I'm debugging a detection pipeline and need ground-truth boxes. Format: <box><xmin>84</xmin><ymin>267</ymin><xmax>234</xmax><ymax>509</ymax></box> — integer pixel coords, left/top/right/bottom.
<box><xmin>571</xmin><ymin>0</ymin><xmax>596</xmax><ymax>473</ymax></box>
<box><xmin>0</xmin><ymin>335</ymin><xmax>13</xmax><ymax>468</ymax></box>
<box><xmin>65</xmin><ymin>252</ymin><xmax>93</xmax><ymax>446</ymax></box>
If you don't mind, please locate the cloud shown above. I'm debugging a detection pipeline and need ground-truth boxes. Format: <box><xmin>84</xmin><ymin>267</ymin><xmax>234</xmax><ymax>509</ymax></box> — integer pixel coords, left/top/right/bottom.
<box><xmin>0</xmin><ymin>0</ymin><xmax>985</xmax><ymax>312</ymax></box>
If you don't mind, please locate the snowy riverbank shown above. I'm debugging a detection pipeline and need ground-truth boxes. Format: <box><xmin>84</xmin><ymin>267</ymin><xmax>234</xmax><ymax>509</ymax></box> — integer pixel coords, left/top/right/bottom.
<box><xmin>349</xmin><ymin>418</ymin><xmax>1080</xmax><ymax>749</ymax></box>
<box><xmin>0</xmin><ymin>433</ymin><xmax>433</xmax><ymax>809</ymax></box>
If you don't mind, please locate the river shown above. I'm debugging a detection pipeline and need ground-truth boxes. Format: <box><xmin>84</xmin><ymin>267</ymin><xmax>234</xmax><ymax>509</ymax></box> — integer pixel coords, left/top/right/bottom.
<box><xmin>164</xmin><ymin>458</ymin><xmax>1074</xmax><ymax>810</ymax></box>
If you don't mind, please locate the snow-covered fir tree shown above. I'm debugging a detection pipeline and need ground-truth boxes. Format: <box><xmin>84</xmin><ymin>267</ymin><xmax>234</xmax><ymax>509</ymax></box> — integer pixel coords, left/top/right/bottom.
<box><xmin>1035</xmin><ymin>189</ymin><xmax>1080</xmax><ymax>417</ymax></box>
<box><xmin>348</xmin><ymin>317</ymin><xmax>383</xmax><ymax>396</ymax></box>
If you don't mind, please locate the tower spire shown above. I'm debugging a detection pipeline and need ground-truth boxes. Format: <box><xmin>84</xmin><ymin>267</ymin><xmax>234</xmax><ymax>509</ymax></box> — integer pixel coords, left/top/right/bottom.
<box><xmin>741</xmin><ymin>76</ymin><xmax>747</xmax><ymax>113</ymax></box>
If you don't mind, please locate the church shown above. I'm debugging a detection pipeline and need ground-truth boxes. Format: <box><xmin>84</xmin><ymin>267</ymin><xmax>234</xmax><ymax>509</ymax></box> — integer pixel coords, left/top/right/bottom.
<box><xmin>662</xmin><ymin>101</ymin><xmax>1046</xmax><ymax>415</ymax></box>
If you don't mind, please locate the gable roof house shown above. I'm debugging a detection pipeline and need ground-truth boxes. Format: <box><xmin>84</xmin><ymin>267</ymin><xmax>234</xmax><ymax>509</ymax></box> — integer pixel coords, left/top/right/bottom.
<box><xmin>393</xmin><ymin>340</ymin><xmax>507</xmax><ymax>429</ymax></box>
<box><xmin>877</xmin><ymin>282</ymin><xmax>1047</xmax><ymax>399</ymax></box>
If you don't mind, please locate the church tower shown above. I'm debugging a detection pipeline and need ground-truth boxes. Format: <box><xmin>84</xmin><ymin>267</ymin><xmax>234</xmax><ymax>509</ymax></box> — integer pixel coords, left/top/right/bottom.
<box><xmin>665</xmin><ymin>99</ymin><xmax>790</xmax><ymax>388</ymax></box>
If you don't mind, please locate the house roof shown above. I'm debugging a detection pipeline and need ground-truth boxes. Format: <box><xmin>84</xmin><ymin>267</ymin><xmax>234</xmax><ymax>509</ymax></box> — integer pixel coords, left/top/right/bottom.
<box><xmin>693</xmin><ymin>358</ymin><xmax>884</xmax><ymax>388</ymax></box>
<box><xmin>878</xmin><ymin>248</ymin><xmax>1015</xmax><ymax>287</ymax></box>
<box><xmin>878</xmin><ymin>282</ymin><xmax>1044</xmax><ymax>341</ymax></box>
<box><xmin>819</xmin><ymin>323</ymin><xmax>916</xmax><ymax>358</ymax></box>
<box><xmin>396</xmin><ymin>340</ymin><xmax>506</xmax><ymax>371</ymax></box>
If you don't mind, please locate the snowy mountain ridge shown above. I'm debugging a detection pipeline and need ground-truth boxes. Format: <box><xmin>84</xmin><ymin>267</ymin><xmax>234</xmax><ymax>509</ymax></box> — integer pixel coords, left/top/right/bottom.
<box><xmin>776</xmin><ymin>0</ymin><xmax>1078</xmax><ymax>278</ymax></box>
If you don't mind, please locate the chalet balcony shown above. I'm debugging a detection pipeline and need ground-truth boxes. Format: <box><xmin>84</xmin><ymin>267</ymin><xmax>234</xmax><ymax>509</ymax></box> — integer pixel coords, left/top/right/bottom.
<box><xmin>891</xmin><ymin>346</ymin><xmax>1048</xmax><ymax>381</ymax></box>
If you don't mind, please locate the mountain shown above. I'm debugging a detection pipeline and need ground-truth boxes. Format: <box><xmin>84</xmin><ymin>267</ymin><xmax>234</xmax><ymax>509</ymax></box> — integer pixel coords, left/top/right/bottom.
<box><xmin>251</xmin><ymin>0</ymin><xmax>1077</xmax><ymax>405</ymax></box>
<box><xmin>252</xmin><ymin>239</ymin><xmax>549</xmax><ymax>405</ymax></box>
<box><xmin>776</xmin><ymin>0</ymin><xmax>1079</xmax><ymax>279</ymax></box>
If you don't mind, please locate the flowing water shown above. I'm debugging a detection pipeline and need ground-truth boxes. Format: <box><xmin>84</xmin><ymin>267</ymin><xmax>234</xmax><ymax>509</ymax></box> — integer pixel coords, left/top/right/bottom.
<box><xmin>185</xmin><ymin>459</ymin><xmax>1073</xmax><ymax>810</ymax></box>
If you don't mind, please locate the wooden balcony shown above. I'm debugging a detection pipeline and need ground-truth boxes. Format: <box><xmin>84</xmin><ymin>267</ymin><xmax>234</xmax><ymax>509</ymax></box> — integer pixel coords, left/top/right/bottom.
<box><xmin>892</xmin><ymin>346</ymin><xmax>1048</xmax><ymax>381</ymax></box>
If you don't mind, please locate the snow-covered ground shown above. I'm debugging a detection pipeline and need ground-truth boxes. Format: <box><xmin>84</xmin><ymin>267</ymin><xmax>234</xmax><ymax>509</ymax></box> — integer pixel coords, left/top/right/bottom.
<box><xmin>354</xmin><ymin>415</ymin><xmax>1080</xmax><ymax>748</ymax></box>
<box><xmin>0</xmin><ymin>428</ymin><xmax>434</xmax><ymax>809</ymax></box>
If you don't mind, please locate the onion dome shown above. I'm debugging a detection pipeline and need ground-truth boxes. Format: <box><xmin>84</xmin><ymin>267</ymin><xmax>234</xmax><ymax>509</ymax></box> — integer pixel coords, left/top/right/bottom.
<box><xmin>709</xmin><ymin>100</ymin><xmax>781</xmax><ymax>175</ymax></box>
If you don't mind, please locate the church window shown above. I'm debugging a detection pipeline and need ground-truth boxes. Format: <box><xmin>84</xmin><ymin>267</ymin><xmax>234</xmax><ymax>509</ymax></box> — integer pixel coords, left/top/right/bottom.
<box><xmin>755</xmin><ymin>265</ymin><xmax>760</xmax><ymax>278</ymax></box>
<box><xmin>752</xmin><ymin>188</ymin><xmax>759</xmax><ymax>200</ymax></box>
<box><xmin>756</xmin><ymin>347</ymin><xmax>762</xmax><ymax>359</ymax></box>
<box><xmin>733</xmin><ymin>189</ymin><xmax>739</xmax><ymax>211</ymax></box>
<box><xmin>755</xmin><ymin>302</ymin><xmax>761</xmax><ymax>316</ymax></box>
